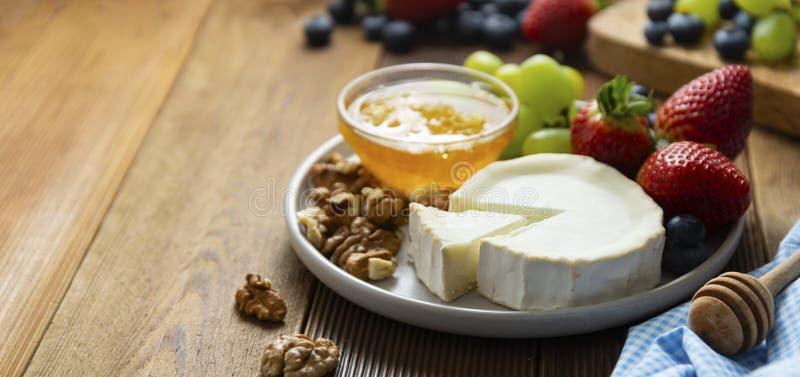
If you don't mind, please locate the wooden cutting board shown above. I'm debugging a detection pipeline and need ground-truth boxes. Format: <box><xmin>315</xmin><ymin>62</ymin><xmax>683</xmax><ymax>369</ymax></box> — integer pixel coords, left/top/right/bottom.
<box><xmin>587</xmin><ymin>0</ymin><xmax>800</xmax><ymax>137</ymax></box>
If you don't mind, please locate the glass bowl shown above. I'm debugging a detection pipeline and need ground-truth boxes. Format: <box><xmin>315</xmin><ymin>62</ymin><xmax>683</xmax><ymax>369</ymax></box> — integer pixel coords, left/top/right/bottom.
<box><xmin>337</xmin><ymin>63</ymin><xmax>519</xmax><ymax>194</ymax></box>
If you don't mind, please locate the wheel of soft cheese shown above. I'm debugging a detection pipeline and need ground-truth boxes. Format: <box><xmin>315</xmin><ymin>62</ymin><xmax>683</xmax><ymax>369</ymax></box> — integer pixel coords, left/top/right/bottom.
<box><xmin>449</xmin><ymin>154</ymin><xmax>665</xmax><ymax>310</ymax></box>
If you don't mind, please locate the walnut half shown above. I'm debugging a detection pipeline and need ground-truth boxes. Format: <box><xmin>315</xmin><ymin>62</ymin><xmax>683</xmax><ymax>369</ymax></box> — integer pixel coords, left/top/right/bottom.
<box><xmin>261</xmin><ymin>334</ymin><xmax>339</xmax><ymax>377</ymax></box>
<box><xmin>308</xmin><ymin>153</ymin><xmax>379</xmax><ymax>192</ymax></box>
<box><xmin>235</xmin><ymin>274</ymin><xmax>287</xmax><ymax>322</ymax></box>
<box><xmin>344</xmin><ymin>248</ymin><xmax>394</xmax><ymax>281</ymax></box>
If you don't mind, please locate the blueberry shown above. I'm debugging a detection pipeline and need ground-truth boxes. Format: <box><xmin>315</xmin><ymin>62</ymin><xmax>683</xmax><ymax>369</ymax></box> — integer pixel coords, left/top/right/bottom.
<box><xmin>732</xmin><ymin>11</ymin><xmax>755</xmax><ymax>34</ymax></box>
<box><xmin>327</xmin><ymin>0</ymin><xmax>355</xmax><ymax>24</ymax></box>
<box><xmin>713</xmin><ymin>27</ymin><xmax>749</xmax><ymax>61</ymax></box>
<box><xmin>663</xmin><ymin>241</ymin><xmax>708</xmax><ymax>274</ymax></box>
<box><xmin>361</xmin><ymin>15</ymin><xmax>387</xmax><ymax>42</ymax></box>
<box><xmin>668</xmin><ymin>13</ymin><xmax>704</xmax><ymax>45</ymax></box>
<box><xmin>647</xmin><ymin>0</ymin><xmax>674</xmax><ymax>21</ymax></box>
<box><xmin>496</xmin><ymin>0</ymin><xmax>530</xmax><ymax>16</ymax></box>
<box><xmin>647</xmin><ymin>112</ymin><xmax>657</xmax><ymax>128</ymax></box>
<box><xmin>304</xmin><ymin>16</ymin><xmax>334</xmax><ymax>47</ymax></box>
<box><xmin>382</xmin><ymin>21</ymin><xmax>415</xmax><ymax>53</ymax></box>
<box><xmin>631</xmin><ymin>84</ymin><xmax>653</xmax><ymax>99</ymax></box>
<box><xmin>458</xmin><ymin>10</ymin><xmax>486</xmax><ymax>43</ymax></box>
<box><xmin>666</xmin><ymin>214</ymin><xmax>706</xmax><ymax>246</ymax></box>
<box><xmin>480</xmin><ymin>2</ymin><xmax>500</xmax><ymax>15</ymax></box>
<box><xmin>644</xmin><ymin>20</ymin><xmax>670</xmax><ymax>46</ymax></box>
<box><xmin>719</xmin><ymin>0</ymin><xmax>739</xmax><ymax>20</ymax></box>
<box><xmin>482</xmin><ymin>13</ymin><xmax>517</xmax><ymax>49</ymax></box>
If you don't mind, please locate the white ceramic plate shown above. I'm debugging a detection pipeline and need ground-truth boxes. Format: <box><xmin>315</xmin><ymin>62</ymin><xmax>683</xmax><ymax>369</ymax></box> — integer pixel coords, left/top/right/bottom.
<box><xmin>285</xmin><ymin>135</ymin><xmax>745</xmax><ymax>338</ymax></box>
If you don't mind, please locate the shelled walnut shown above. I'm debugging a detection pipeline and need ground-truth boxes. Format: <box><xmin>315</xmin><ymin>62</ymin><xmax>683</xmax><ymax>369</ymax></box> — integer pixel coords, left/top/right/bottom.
<box><xmin>308</xmin><ymin>153</ymin><xmax>379</xmax><ymax>192</ymax></box>
<box><xmin>260</xmin><ymin>334</ymin><xmax>339</xmax><ymax>377</ymax></box>
<box><xmin>235</xmin><ymin>274</ymin><xmax>287</xmax><ymax>322</ymax></box>
<box><xmin>327</xmin><ymin>222</ymin><xmax>401</xmax><ymax>278</ymax></box>
<box><xmin>327</xmin><ymin>191</ymin><xmax>361</xmax><ymax>221</ymax></box>
<box><xmin>344</xmin><ymin>249</ymin><xmax>396</xmax><ymax>280</ymax></box>
<box><xmin>361</xmin><ymin>187</ymin><xmax>407</xmax><ymax>228</ymax></box>
<box><xmin>301</xmin><ymin>154</ymin><xmax>410</xmax><ymax>282</ymax></box>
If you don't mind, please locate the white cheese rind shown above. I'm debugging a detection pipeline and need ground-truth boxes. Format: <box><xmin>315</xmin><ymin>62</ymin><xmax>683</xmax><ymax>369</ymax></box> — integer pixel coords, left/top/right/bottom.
<box><xmin>408</xmin><ymin>203</ymin><xmax>527</xmax><ymax>302</ymax></box>
<box><xmin>453</xmin><ymin>154</ymin><xmax>665</xmax><ymax>310</ymax></box>
<box><xmin>478</xmin><ymin>227</ymin><xmax>665</xmax><ymax>309</ymax></box>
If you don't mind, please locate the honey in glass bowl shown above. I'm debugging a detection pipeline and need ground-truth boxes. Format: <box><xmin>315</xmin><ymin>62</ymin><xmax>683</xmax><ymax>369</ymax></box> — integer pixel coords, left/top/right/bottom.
<box><xmin>337</xmin><ymin>64</ymin><xmax>518</xmax><ymax>194</ymax></box>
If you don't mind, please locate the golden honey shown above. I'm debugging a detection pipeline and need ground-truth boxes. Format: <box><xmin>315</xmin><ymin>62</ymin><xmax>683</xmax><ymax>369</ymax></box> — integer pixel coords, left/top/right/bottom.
<box><xmin>339</xmin><ymin>78</ymin><xmax>516</xmax><ymax>194</ymax></box>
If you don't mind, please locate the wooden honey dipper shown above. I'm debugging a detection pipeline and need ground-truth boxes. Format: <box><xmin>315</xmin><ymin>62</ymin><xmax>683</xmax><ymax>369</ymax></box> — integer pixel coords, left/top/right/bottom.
<box><xmin>689</xmin><ymin>249</ymin><xmax>800</xmax><ymax>356</ymax></box>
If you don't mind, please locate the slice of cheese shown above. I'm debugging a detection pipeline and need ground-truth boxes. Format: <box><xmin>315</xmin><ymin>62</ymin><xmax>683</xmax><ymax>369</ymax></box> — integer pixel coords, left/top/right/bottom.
<box><xmin>408</xmin><ymin>203</ymin><xmax>527</xmax><ymax>302</ymax></box>
<box><xmin>451</xmin><ymin>154</ymin><xmax>666</xmax><ymax>310</ymax></box>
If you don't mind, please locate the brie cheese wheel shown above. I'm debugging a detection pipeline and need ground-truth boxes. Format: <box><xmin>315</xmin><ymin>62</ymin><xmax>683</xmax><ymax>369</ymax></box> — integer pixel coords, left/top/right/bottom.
<box><xmin>408</xmin><ymin>203</ymin><xmax>527</xmax><ymax>302</ymax></box>
<box><xmin>450</xmin><ymin>154</ymin><xmax>665</xmax><ymax>310</ymax></box>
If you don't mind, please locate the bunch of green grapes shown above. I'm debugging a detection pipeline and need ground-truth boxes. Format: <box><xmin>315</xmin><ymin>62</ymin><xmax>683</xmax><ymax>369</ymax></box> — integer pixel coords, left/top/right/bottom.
<box><xmin>464</xmin><ymin>51</ymin><xmax>584</xmax><ymax>158</ymax></box>
<box><xmin>734</xmin><ymin>0</ymin><xmax>797</xmax><ymax>61</ymax></box>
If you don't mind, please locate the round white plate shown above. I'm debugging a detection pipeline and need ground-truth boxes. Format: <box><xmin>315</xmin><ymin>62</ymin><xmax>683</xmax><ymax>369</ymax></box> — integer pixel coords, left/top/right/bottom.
<box><xmin>285</xmin><ymin>135</ymin><xmax>745</xmax><ymax>338</ymax></box>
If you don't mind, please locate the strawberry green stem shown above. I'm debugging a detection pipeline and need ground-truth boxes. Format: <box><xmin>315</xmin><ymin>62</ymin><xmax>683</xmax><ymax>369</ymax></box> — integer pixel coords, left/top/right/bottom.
<box><xmin>596</xmin><ymin>75</ymin><xmax>653</xmax><ymax>129</ymax></box>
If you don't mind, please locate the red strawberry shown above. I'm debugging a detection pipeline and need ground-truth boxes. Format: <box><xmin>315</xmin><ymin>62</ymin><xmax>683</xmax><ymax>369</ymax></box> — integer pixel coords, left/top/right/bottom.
<box><xmin>656</xmin><ymin>65</ymin><xmax>753</xmax><ymax>159</ymax></box>
<box><xmin>572</xmin><ymin>76</ymin><xmax>653</xmax><ymax>177</ymax></box>
<box><xmin>637</xmin><ymin>141</ymin><xmax>751</xmax><ymax>231</ymax></box>
<box><xmin>521</xmin><ymin>0</ymin><xmax>598</xmax><ymax>50</ymax></box>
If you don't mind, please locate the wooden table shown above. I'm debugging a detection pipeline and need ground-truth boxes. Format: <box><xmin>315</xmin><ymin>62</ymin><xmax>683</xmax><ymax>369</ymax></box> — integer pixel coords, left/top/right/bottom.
<box><xmin>2</xmin><ymin>1</ymin><xmax>798</xmax><ymax>376</ymax></box>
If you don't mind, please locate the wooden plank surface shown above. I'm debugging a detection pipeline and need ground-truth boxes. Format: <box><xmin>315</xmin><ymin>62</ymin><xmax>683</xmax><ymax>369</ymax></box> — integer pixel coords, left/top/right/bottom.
<box><xmin>23</xmin><ymin>0</ymin><xmax>381</xmax><ymax>375</ymax></box>
<box><xmin>11</xmin><ymin>0</ymin><xmax>800</xmax><ymax>376</ymax></box>
<box><xmin>587</xmin><ymin>0</ymin><xmax>800</xmax><ymax>137</ymax></box>
<box><xmin>746</xmin><ymin>129</ymin><xmax>800</xmax><ymax>255</ymax></box>
<box><xmin>0</xmin><ymin>1</ymin><xmax>211</xmax><ymax>375</ymax></box>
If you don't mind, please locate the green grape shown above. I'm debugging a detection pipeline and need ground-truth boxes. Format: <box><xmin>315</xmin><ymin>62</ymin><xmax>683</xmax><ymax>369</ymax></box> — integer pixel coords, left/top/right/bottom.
<box><xmin>518</xmin><ymin>103</ymin><xmax>546</xmax><ymax>135</ymax></box>
<box><xmin>734</xmin><ymin>0</ymin><xmax>789</xmax><ymax>17</ymax></box>
<box><xmin>518</xmin><ymin>54</ymin><xmax>574</xmax><ymax>117</ymax></box>
<box><xmin>500</xmin><ymin>104</ymin><xmax>544</xmax><ymax>159</ymax></box>
<box><xmin>464</xmin><ymin>51</ymin><xmax>504</xmax><ymax>76</ymax></box>
<box><xmin>676</xmin><ymin>0</ymin><xmax>720</xmax><ymax>27</ymax></box>
<box><xmin>561</xmin><ymin>66</ymin><xmax>585</xmax><ymax>102</ymax></box>
<box><xmin>522</xmin><ymin>128</ymin><xmax>572</xmax><ymax>155</ymax></box>
<box><xmin>752</xmin><ymin>12</ymin><xmax>796</xmax><ymax>62</ymax></box>
<box><xmin>793</xmin><ymin>5</ymin><xmax>800</xmax><ymax>23</ymax></box>
<box><xmin>494</xmin><ymin>63</ymin><xmax>523</xmax><ymax>94</ymax></box>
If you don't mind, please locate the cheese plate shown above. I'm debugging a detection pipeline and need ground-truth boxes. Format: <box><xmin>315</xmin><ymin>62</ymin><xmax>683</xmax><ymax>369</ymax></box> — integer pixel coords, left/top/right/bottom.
<box><xmin>285</xmin><ymin>135</ymin><xmax>745</xmax><ymax>338</ymax></box>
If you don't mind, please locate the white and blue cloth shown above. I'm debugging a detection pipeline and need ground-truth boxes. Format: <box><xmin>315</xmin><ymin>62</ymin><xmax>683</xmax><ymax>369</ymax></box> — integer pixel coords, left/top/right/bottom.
<box><xmin>612</xmin><ymin>219</ymin><xmax>800</xmax><ymax>377</ymax></box>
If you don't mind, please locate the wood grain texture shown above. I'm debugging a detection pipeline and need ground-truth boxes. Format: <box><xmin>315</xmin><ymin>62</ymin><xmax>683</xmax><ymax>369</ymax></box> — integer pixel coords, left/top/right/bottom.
<box><xmin>587</xmin><ymin>0</ymin><xmax>800</xmax><ymax>137</ymax></box>
<box><xmin>14</xmin><ymin>0</ymin><xmax>800</xmax><ymax>375</ymax></box>
<box><xmin>0</xmin><ymin>1</ymin><xmax>211</xmax><ymax>376</ymax></box>
<box><xmin>23</xmin><ymin>0</ymin><xmax>381</xmax><ymax>375</ymax></box>
<box><xmin>307</xmin><ymin>284</ymin><xmax>539</xmax><ymax>377</ymax></box>
<box><xmin>728</xmin><ymin>151</ymin><xmax>771</xmax><ymax>274</ymax></box>
<box><xmin>745</xmin><ymin>129</ymin><xmax>800</xmax><ymax>255</ymax></box>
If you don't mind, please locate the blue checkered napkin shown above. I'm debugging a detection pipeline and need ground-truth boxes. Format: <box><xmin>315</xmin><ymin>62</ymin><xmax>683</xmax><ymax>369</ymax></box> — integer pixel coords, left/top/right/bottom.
<box><xmin>612</xmin><ymin>219</ymin><xmax>800</xmax><ymax>377</ymax></box>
